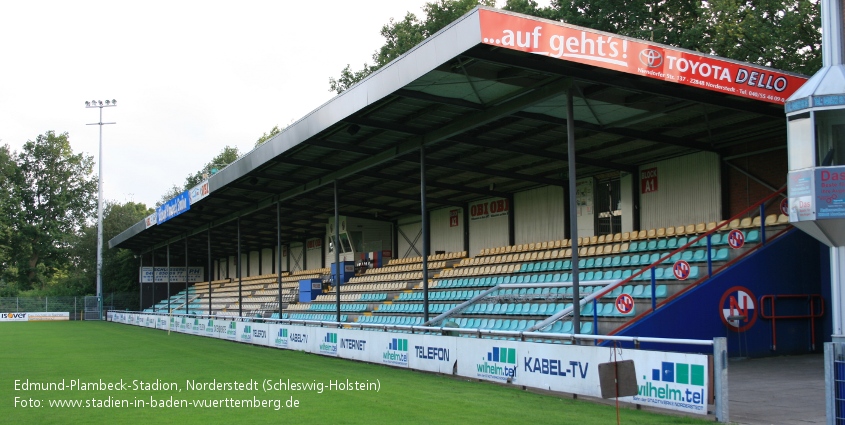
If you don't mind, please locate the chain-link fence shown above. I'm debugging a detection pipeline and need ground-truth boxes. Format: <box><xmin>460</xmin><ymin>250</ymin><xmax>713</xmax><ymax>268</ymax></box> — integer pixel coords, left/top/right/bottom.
<box><xmin>0</xmin><ymin>293</ymin><xmax>139</xmax><ymax>320</ymax></box>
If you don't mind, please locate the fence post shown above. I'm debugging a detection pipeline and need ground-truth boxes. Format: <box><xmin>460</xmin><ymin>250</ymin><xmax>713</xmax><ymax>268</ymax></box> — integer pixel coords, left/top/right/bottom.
<box><xmin>825</xmin><ymin>342</ymin><xmax>835</xmax><ymax>425</ymax></box>
<box><xmin>650</xmin><ymin>266</ymin><xmax>656</xmax><ymax>311</ymax></box>
<box><xmin>713</xmin><ymin>337</ymin><xmax>729</xmax><ymax>423</ymax></box>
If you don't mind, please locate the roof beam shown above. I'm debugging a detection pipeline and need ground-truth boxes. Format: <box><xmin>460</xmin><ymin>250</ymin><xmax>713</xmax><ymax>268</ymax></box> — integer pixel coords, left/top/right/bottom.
<box><xmin>274</xmin><ymin>77</ymin><xmax>573</xmax><ymax>202</ymax></box>
<box><xmin>339</xmin><ymin>184</ymin><xmax>465</xmax><ymax>208</ymax></box>
<box><xmin>418</xmin><ymin>157</ymin><xmax>565</xmax><ymax>188</ymax></box>
<box><xmin>356</xmin><ymin>169</ymin><xmax>512</xmax><ymax>199</ymax></box>
<box><xmin>449</xmin><ymin>135</ymin><xmax>637</xmax><ymax>173</ymax></box>
<box><xmin>514</xmin><ymin>111</ymin><xmax>717</xmax><ymax>152</ymax></box>
<box><xmin>397</xmin><ymin>83</ymin><xmax>716</xmax><ymax>153</ymax></box>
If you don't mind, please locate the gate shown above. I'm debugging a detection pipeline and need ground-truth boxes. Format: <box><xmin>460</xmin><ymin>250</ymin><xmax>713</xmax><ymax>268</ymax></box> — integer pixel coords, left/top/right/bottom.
<box><xmin>84</xmin><ymin>296</ymin><xmax>101</xmax><ymax>320</ymax></box>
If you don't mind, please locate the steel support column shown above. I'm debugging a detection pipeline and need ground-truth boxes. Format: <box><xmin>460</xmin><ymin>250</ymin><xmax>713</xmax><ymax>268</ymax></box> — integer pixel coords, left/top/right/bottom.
<box><xmin>277</xmin><ymin>202</ymin><xmax>283</xmax><ymax>319</ymax></box>
<box><xmin>566</xmin><ymin>88</ymin><xmax>581</xmax><ymax>336</ymax></box>
<box><xmin>421</xmin><ymin>145</ymin><xmax>430</xmax><ymax>322</ymax></box>
<box><xmin>166</xmin><ymin>243</ymin><xmax>171</xmax><ymax>313</ymax></box>
<box><xmin>237</xmin><ymin>217</ymin><xmax>242</xmax><ymax>318</ymax></box>
<box><xmin>139</xmin><ymin>254</ymin><xmax>143</xmax><ymax>311</ymax></box>
<box><xmin>334</xmin><ymin>180</ymin><xmax>341</xmax><ymax>323</ymax></box>
<box><xmin>208</xmin><ymin>228</ymin><xmax>212</xmax><ymax>315</ymax></box>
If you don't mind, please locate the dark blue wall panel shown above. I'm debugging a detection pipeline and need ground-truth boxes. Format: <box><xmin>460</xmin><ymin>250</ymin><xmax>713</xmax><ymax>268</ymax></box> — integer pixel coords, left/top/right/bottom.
<box><xmin>611</xmin><ymin>229</ymin><xmax>826</xmax><ymax>358</ymax></box>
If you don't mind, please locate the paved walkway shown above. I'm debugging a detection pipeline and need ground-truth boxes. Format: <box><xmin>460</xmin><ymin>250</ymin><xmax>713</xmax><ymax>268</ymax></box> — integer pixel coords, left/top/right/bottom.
<box><xmin>729</xmin><ymin>354</ymin><xmax>825</xmax><ymax>424</ymax></box>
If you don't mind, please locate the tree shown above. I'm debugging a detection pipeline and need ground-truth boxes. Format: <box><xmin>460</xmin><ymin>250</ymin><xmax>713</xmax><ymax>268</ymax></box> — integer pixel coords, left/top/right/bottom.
<box><xmin>0</xmin><ymin>145</ymin><xmax>19</xmax><ymax>291</ymax></box>
<box><xmin>157</xmin><ymin>184</ymin><xmax>185</xmax><ymax>208</ymax></box>
<box><xmin>507</xmin><ymin>0</ymin><xmax>819</xmax><ymax>74</ymax></box>
<box><xmin>101</xmin><ymin>202</ymin><xmax>153</xmax><ymax>294</ymax></box>
<box><xmin>332</xmin><ymin>0</ymin><xmax>820</xmax><ymax>96</ymax></box>
<box><xmin>329</xmin><ymin>0</ymin><xmax>495</xmax><ymax>94</ymax></box>
<box><xmin>255</xmin><ymin>125</ymin><xmax>283</xmax><ymax>148</ymax></box>
<box><xmin>506</xmin><ymin>1</ymin><xmax>709</xmax><ymax>51</ymax></box>
<box><xmin>10</xmin><ymin>131</ymin><xmax>97</xmax><ymax>291</ymax></box>
<box><xmin>183</xmin><ymin>145</ymin><xmax>241</xmax><ymax>190</ymax></box>
<box><xmin>62</xmin><ymin>201</ymin><xmax>153</xmax><ymax>297</ymax></box>
<box><xmin>706</xmin><ymin>0</ymin><xmax>820</xmax><ymax>75</ymax></box>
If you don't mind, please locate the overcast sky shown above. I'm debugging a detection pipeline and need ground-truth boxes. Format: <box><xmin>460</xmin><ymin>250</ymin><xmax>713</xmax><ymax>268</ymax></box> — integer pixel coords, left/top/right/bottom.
<box><xmin>0</xmin><ymin>0</ymin><xmax>448</xmax><ymax>208</ymax></box>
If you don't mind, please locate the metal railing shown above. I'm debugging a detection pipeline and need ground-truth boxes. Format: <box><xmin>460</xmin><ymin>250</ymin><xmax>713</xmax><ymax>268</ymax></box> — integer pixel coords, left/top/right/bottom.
<box><xmin>760</xmin><ymin>294</ymin><xmax>825</xmax><ymax>351</ymax></box>
<box><xmin>598</xmin><ymin>188</ymin><xmax>791</xmax><ymax>336</ymax></box>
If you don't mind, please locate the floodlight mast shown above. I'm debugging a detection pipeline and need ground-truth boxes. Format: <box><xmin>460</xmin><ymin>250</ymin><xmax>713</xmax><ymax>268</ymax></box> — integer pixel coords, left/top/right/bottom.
<box><xmin>86</xmin><ymin>99</ymin><xmax>116</xmax><ymax>320</ymax></box>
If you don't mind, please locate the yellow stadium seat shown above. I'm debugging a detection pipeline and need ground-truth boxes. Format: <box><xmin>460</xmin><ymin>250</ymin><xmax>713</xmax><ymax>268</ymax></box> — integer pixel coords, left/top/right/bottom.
<box><xmin>765</xmin><ymin>214</ymin><xmax>777</xmax><ymax>226</ymax></box>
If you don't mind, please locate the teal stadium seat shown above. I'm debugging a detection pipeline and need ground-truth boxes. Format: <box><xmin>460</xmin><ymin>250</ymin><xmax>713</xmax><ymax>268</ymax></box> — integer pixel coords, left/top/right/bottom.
<box><xmin>667</xmin><ymin>237</ymin><xmax>679</xmax><ymax>249</ymax></box>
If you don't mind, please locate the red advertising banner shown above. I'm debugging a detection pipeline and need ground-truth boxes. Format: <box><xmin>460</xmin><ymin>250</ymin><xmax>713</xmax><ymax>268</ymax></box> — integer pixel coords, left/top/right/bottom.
<box><xmin>470</xmin><ymin>198</ymin><xmax>510</xmax><ymax>221</ymax></box>
<box><xmin>478</xmin><ymin>9</ymin><xmax>806</xmax><ymax>104</ymax></box>
<box><xmin>306</xmin><ymin>239</ymin><xmax>323</xmax><ymax>250</ymax></box>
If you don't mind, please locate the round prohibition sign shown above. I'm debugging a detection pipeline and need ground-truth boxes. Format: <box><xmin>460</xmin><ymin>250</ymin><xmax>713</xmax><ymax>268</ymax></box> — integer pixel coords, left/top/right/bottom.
<box><xmin>780</xmin><ymin>198</ymin><xmax>789</xmax><ymax>216</ymax></box>
<box><xmin>719</xmin><ymin>286</ymin><xmax>758</xmax><ymax>332</ymax></box>
<box><xmin>673</xmin><ymin>260</ymin><xmax>691</xmax><ymax>280</ymax></box>
<box><xmin>615</xmin><ymin>293</ymin><xmax>634</xmax><ymax>314</ymax></box>
<box><xmin>728</xmin><ymin>229</ymin><xmax>745</xmax><ymax>249</ymax></box>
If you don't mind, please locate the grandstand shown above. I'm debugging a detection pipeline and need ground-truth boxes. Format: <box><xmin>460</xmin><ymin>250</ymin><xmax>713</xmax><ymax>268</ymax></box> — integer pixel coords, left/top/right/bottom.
<box><xmin>102</xmin><ymin>7</ymin><xmax>842</xmax><ymax>423</ymax></box>
<box><xmin>113</xmin><ymin>5</ymin><xmax>821</xmax><ymax>363</ymax></box>
<box><xmin>146</xmin><ymin>209</ymin><xmax>794</xmax><ymax>348</ymax></box>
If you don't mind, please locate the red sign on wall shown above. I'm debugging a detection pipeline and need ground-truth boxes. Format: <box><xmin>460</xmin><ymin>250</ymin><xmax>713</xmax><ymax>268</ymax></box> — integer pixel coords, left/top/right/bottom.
<box><xmin>470</xmin><ymin>199</ymin><xmax>510</xmax><ymax>221</ymax></box>
<box><xmin>306</xmin><ymin>239</ymin><xmax>322</xmax><ymax>250</ymax></box>
<box><xmin>641</xmin><ymin>168</ymin><xmax>658</xmax><ymax>194</ymax></box>
<box><xmin>449</xmin><ymin>209</ymin><xmax>460</xmax><ymax>227</ymax></box>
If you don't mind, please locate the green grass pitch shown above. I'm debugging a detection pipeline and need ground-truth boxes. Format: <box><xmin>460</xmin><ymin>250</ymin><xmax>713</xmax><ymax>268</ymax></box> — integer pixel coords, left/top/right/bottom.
<box><xmin>0</xmin><ymin>322</ymin><xmax>712</xmax><ymax>424</ymax></box>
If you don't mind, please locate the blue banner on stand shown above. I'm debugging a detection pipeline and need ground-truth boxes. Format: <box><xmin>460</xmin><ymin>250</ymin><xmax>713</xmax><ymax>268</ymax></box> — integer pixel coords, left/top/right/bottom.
<box><xmin>156</xmin><ymin>191</ymin><xmax>190</xmax><ymax>224</ymax></box>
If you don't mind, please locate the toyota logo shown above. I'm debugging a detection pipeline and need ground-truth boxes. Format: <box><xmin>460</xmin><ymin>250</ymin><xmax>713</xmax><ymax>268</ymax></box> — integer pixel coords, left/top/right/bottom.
<box><xmin>639</xmin><ymin>49</ymin><xmax>663</xmax><ymax>68</ymax></box>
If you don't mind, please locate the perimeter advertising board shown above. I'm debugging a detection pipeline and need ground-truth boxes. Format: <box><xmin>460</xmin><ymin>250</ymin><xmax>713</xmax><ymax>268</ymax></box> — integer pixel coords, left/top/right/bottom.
<box><xmin>335</xmin><ymin>329</ymin><xmax>376</xmax><ymax>363</ymax></box>
<box><xmin>28</xmin><ymin>312</ymin><xmax>70</xmax><ymax>321</ymax></box>
<box><xmin>408</xmin><ymin>334</ymin><xmax>457</xmax><ymax>374</ymax></box>
<box><xmin>456</xmin><ymin>338</ymin><xmax>709</xmax><ymax>415</ymax></box>
<box><xmin>0</xmin><ymin>312</ymin><xmax>69</xmax><ymax>322</ymax></box>
<box><xmin>202</xmin><ymin>317</ymin><xmax>216</xmax><ymax>338</ymax></box>
<box><xmin>290</xmin><ymin>325</ymin><xmax>316</xmax><ymax>353</ymax></box>
<box><xmin>477</xmin><ymin>9</ymin><xmax>805</xmax><ymax>104</ymax></box>
<box><xmin>236</xmin><ymin>321</ymin><xmax>269</xmax><ymax>346</ymax></box>
<box><xmin>218</xmin><ymin>319</ymin><xmax>237</xmax><ymax>340</ymax></box>
<box><xmin>111</xmin><ymin>315</ymin><xmax>710</xmax><ymax>415</ymax></box>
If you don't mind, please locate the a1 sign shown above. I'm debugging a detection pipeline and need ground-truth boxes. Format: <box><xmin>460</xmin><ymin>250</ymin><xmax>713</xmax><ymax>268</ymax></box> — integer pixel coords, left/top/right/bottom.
<box><xmin>673</xmin><ymin>260</ymin><xmax>691</xmax><ymax>280</ymax></box>
<box><xmin>615</xmin><ymin>293</ymin><xmax>634</xmax><ymax>315</ymax></box>
<box><xmin>728</xmin><ymin>229</ymin><xmax>745</xmax><ymax>249</ymax></box>
<box><xmin>641</xmin><ymin>168</ymin><xmax>658</xmax><ymax>194</ymax></box>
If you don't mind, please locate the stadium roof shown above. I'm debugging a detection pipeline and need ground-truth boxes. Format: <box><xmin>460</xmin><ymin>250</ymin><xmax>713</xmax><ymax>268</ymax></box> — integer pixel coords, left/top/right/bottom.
<box><xmin>110</xmin><ymin>6</ymin><xmax>807</xmax><ymax>259</ymax></box>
